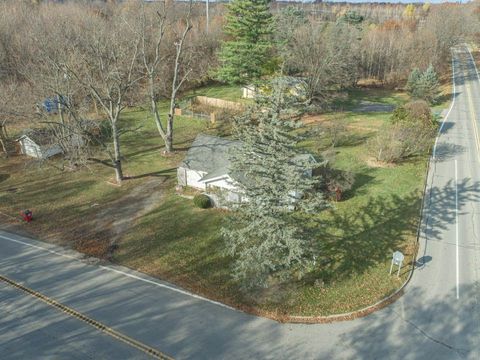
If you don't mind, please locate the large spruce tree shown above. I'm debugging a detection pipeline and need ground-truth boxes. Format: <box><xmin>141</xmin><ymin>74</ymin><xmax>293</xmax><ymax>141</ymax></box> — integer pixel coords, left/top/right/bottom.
<box><xmin>222</xmin><ymin>80</ymin><xmax>327</xmax><ymax>288</ymax></box>
<box><xmin>216</xmin><ymin>0</ymin><xmax>274</xmax><ymax>84</ymax></box>
<box><xmin>406</xmin><ymin>65</ymin><xmax>440</xmax><ymax>104</ymax></box>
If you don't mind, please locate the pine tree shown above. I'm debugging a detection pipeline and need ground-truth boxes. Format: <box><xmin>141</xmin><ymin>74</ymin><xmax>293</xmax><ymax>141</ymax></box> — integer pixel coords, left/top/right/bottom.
<box><xmin>222</xmin><ymin>80</ymin><xmax>327</xmax><ymax>288</ymax></box>
<box><xmin>406</xmin><ymin>65</ymin><xmax>439</xmax><ymax>104</ymax></box>
<box><xmin>338</xmin><ymin>10</ymin><xmax>364</xmax><ymax>26</ymax></box>
<box><xmin>419</xmin><ymin>65</ymin><xmax>440</xmax><ymax>104</ymax></box>
<box><xmin>406</xmin><ymin>68</ymin><xmax>422</xmax><ymax>96</ymax></box>
<box><xmin>216</xmin><ymin>0</ymin><xmax>274</xmax><ymax>84</ymax></box>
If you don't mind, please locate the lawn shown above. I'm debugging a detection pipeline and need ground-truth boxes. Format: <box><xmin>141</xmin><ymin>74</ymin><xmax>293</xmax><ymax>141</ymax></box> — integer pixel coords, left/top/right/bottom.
<box><xmin>0</xmin><ymin>84</ymin><xmax>450</xmax><ymax>318</ymax></box>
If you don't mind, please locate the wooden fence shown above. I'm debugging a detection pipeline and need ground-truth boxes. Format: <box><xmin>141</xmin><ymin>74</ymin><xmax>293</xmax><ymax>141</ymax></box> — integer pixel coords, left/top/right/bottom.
<box><xmin>194</xmin><ymin>96</ymin><xmax>245</xmax><ymax>111</ymax></box>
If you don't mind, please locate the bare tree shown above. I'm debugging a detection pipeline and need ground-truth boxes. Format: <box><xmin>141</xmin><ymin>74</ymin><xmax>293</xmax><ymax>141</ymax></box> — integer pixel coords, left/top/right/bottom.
<box><xmin>139</xmin><ymin>1</ymin><xmax>193</xmax><ymax>153</ymax></box>
<box><xmin>61</xmin><ymin>13</ymin><xmax>143</xmax><ymax>183</ymax></box>
<box><xmin>282</xmin><ymin>21</ymin><xmax>360</xmax><ymax>105</ymax></box>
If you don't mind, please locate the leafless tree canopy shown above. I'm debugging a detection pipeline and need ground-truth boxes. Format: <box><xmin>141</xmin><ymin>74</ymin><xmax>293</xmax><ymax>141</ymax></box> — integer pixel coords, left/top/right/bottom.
<box><xmin>0</xmin><ymin>0</ymin><xmax>478</xmax><ymax>171</ymax></box>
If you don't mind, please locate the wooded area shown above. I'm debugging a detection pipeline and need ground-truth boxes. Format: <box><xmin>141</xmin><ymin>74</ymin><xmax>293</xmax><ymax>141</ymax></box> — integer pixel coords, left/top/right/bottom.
<box><xmin>1</xmin><ymin>1</ymin><xmax>478</xmax><ymax>177</ymax></box>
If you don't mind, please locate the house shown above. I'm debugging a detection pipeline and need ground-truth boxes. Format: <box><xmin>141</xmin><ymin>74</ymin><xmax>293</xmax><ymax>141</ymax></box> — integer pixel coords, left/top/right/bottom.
<box><xmin>177</xmin><ymin>134</ymin><xmax>243</xmax><ymax>205</ymax></box>
<box><xmin>177</xmin><ymin>134</ymin><xmax>318</xmax><ymax>207</ymax></box>
<box><xmin>16</xmin><ymin>128</ymin><xmax>62</xmax><ymax>159</ymax></box>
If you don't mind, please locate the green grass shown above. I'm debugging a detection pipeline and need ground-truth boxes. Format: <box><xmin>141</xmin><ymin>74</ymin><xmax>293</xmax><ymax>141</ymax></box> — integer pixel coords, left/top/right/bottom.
<box><xmin>333</xmin><ymin>87</ymin><xmax>408</xmax><ymax>111</ymax></box>
<box><xmin>0</xmin><ymin>86</ymin><xmax>435</xmax><ymax>317</ymax></box>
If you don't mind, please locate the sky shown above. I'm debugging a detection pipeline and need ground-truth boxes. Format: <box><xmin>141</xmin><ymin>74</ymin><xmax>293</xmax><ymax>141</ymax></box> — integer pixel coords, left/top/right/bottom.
<box><xmin>179</xmin><ymin>0</ymin><xmax>469</xmax><ymax>2</ymax></box>
<box><xmin>277</xmin><ymin>0</ymin><xmax>469</xmax><ymax>3</ymax></box>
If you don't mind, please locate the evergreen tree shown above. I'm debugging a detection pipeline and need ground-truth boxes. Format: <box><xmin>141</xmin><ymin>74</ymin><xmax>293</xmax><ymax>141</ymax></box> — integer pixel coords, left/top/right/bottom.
<box><xmin>406</xmin><ymin>68</ymin><xmax>422</xmax><ymax>96</ymax></box>
<box><xmin>216</xmin><ymin>0</ymin><xmax>274</xmax><ymax>84</ymax></box>
<box><xmin>338</xmin><ymin>10</ymin><xmax>364</xmax><ymax>26</ymax></box>
<box><xmin>418</xmin><ymin>65</ymin><xmax>440</xmax><ymax>104</ymax></box>
<box><xmin>222</xmin><ymin>80</ymin><xmax>327</xmax><ymax>288</ymax></box>
<box><xmin>406</xmin><ymin>65</ymin><xmax>439</xmax><ymax>104</ymax></box>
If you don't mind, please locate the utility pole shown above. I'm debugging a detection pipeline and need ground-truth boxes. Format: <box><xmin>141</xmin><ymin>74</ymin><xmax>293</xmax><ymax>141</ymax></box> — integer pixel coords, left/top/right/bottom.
<box><xmin>206</xmin><ymin>0</ymin><xmax>209</xmax><ymax>34</ymax></box>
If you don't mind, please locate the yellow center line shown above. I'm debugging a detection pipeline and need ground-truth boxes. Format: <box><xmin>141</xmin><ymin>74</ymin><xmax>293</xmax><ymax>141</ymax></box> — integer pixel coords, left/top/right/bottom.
<box><xmin>0</xmin><ymin>274</ymin><xmax>173</xmax><ymax>360</ymax></box>
<box><xmin>464</xmin><ymin>65</ymin><xmax>480</xmax><ymax>160</ymax></box>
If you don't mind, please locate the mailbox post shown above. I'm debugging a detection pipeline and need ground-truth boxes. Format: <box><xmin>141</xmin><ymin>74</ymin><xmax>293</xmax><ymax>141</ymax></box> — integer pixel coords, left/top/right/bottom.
<box><xmin>390</xmin><ymin>251</ymin><xmax>405</xmax><ymax>277</ymax></box>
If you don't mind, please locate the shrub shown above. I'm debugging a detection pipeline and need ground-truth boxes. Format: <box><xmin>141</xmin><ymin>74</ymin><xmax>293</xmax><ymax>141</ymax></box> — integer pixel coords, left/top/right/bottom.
<box><xmin>368</xmin><ymin>123</ymin><xmax>436</xmax><ymax>163</ymax></box>
<box><xmin>193</xmin><ymin>194</ymin><xmax>212</xmax><ymax>209</ymax></box>
<box><xmin>321</xmin><ymin>119</ymin><xmax>349</xmax><ymax>148</ymax></box>
<box><xmin>316</xmin><ymin>164</ymin><xmax>355</xmax><ymax>201</ymax></box>
<box><xmin>391</xmin><ymin>100</ymin><xmax>435</xmax><ymax>128</ymax></box>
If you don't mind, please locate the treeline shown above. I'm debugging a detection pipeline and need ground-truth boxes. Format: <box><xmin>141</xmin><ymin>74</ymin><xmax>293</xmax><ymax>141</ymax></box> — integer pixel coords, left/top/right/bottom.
<box><xmin>0</xmin><ymin>0</ymin><xmax>478</xmax><ymax>182</ymax></box>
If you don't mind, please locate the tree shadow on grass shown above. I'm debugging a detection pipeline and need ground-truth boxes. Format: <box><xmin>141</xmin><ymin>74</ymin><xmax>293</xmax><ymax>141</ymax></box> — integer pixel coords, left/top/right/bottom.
<box><xmin>124</xmin><ymin>168</ymin><xmax>176</xmax><ymax>180</ymax></box>
<box><xmin>123</xmin><ymin>145</ymin><xmax>164</xmax><ymax>158</ymax></box>
<box><xmin>312</xmin><ymin>178</ymin><xmax>480</xmax><ymax>283</ymax></box>
<box><xmin>343</xmin><ymin>172</ymin><xmax>378</xmax><ymax>199</ymax></box>
<box><xmin>0</xmin><ymin>173</ymin><xmax>10</xmax><ymax>183</ymax></box>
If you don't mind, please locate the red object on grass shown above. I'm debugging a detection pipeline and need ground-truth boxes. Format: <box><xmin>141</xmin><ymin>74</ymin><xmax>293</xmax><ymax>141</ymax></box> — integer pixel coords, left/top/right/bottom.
<box><xmin>21</xmin><ymin>210</ymin><xmax>33</xmax><ymax>223</ymax></box>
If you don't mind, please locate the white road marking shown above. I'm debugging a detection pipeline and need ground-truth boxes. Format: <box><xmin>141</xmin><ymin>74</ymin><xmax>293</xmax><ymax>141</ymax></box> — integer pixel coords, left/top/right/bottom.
<box><xmin>455</xmin><ymin>159</ymin><xmax>459</xmax><ymax>300</ymax></box>
<box><xmin>433</xmin><ymin>52</ymin><xmax>456</xmax><ymax>160</ymax></box>
<box><xmin>466</xmin><ymin>45</ymin><xmax>480</xmax><ymax>82</ymax></box>
<box><xmin>0</xmin><ymin>233</ymin><xmax>236</xmax><ymax>311</ymax></box>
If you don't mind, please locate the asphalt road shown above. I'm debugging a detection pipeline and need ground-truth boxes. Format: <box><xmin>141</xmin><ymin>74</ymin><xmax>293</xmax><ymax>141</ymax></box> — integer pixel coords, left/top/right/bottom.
<box><xmin>1</xmin><ymin>47</ymin><xmax>480</xmax><ymax>359</ymax></box>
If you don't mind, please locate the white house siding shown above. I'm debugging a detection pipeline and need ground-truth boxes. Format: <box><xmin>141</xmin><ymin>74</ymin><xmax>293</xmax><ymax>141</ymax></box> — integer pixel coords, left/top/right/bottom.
<box><xmin>204</xmin><ymin>177</ymin><xmax>245</xmax><ymax>207</ymax></box>
<box><xmin>18</xmin><ymin>136</ymin><xmax>62</xmax><ymax>159</ymax></box>
<box><xmin>19</xmin><ymin>137</ymin><xmax>43</xmax><ymax>158</ymax></box>
<box><xmin>177</xmin><ymin>167</ymin><xmax>207</xmax><ymax>190</ymax></box>
<box><xmin>204</xmin><ymin>177</ymin><xmax>237</xmax><ymax>191</ymax></box>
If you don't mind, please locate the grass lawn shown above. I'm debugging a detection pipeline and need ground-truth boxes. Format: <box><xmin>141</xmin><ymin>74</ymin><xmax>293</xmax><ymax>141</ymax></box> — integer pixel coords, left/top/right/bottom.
<box><xmin>0</xmin><ymin>84</ymin><xmax>451</xmax><ymax>317</ymax></box>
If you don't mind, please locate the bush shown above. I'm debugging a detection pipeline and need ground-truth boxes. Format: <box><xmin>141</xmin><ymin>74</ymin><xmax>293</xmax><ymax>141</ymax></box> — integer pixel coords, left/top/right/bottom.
<box><xmin>368</xmin><ymin>123</ymin><xmax>436</xmax><ymax>163</ymax></box>
<box><xmin>391</xmin><ymin>100</ymin><xmax>435</xmax><ymax>128</ymax></box>
<box><xmin>316</xmin><ymin>164</ymin><xmax>355</xmax><ymax>201</ymax></box>
<box><xmin>193</xmin><ymin>194</ymin><xmax>212</xmax><ymax>209</ymax></box>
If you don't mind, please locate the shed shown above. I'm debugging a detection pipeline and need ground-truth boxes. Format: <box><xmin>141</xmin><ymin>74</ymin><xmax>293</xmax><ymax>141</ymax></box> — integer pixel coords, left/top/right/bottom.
<box><xmin>16</xmin><ymin>128</ymin><xmax>62</xmax><ymax>159</ymax></box>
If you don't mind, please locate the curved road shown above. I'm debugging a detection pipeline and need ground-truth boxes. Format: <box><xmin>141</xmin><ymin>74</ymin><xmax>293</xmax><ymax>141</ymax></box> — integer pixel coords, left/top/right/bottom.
<box><xmin>1</xmin><ymin>48</ymin><xmax>480</xmax><ymax>359</ymax></box>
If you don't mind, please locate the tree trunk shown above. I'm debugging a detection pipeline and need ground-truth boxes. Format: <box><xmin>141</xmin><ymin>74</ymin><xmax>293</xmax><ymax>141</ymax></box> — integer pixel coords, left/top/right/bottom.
<box><xmin>166</xmin><ymin>106</ymin><xmax>174</xmax><ymax>153</ymax></box>
<box><xmin>148</xmin><ymin>75</ymin><xmax>168</xmax><ymax>148</ymax></box>
<box><xmin>111</xmin><ymin>120</ymin><xmax>123</xmax><ymax>184</ymax></box>
<box><xmin>114</xmin><ymin>159</ymin><xmax>123</xmax><ymax>184</ymax></box>
<box><xmin>0</xmin><ymin>138</ymin><xmax>7</xmax><ymax>157</ymax></box>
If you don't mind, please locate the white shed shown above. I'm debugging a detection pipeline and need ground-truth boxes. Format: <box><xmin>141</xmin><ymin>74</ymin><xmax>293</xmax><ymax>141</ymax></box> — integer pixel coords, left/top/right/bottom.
<box><xmin>16</xmin><ymin>129</ymin><xmax>62</xmax><ymax>159</ymax></box>
<box><xmin>242</xmin><ymin>85</ymin><xmax>256</xmax><ymax>99</ymax></box>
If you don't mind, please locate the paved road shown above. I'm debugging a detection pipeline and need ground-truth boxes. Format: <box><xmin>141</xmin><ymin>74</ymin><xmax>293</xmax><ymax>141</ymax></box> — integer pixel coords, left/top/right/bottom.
<box><xmin>1</xmin><ymin>47</ymin><xmax>480</xmax><ymax>359</ymax></box>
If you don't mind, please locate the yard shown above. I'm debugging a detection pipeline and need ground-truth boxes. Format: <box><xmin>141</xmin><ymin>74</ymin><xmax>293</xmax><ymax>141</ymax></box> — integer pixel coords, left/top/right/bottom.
<box><xmin>0</xmin><ymin>84</ymin><xmax>449</xmax><ymax>318</ymax></box>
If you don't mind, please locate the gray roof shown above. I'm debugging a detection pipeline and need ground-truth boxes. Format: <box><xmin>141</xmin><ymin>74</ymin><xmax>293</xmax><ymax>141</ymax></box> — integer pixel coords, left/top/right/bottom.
<box><xmin>17</xmin><ymin>128</ymin><xmax>56</xmax><ymax>147</ymax></box>
<box><xmin>180</xmin><ymin>134</ymin><xmax>240</xmax><ymax>178</ymax></box>
<box><xmin>180</xmin><ymin>134</ymin><xmax>318</xmax><ymax>184</ymax></box>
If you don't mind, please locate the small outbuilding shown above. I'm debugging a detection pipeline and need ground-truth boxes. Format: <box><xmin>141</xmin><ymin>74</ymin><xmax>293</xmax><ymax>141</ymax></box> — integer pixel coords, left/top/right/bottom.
<box><xmin>16</xmin><ymin>128</ymin><xmax>62</xmax><ymax>159</ymax></box>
